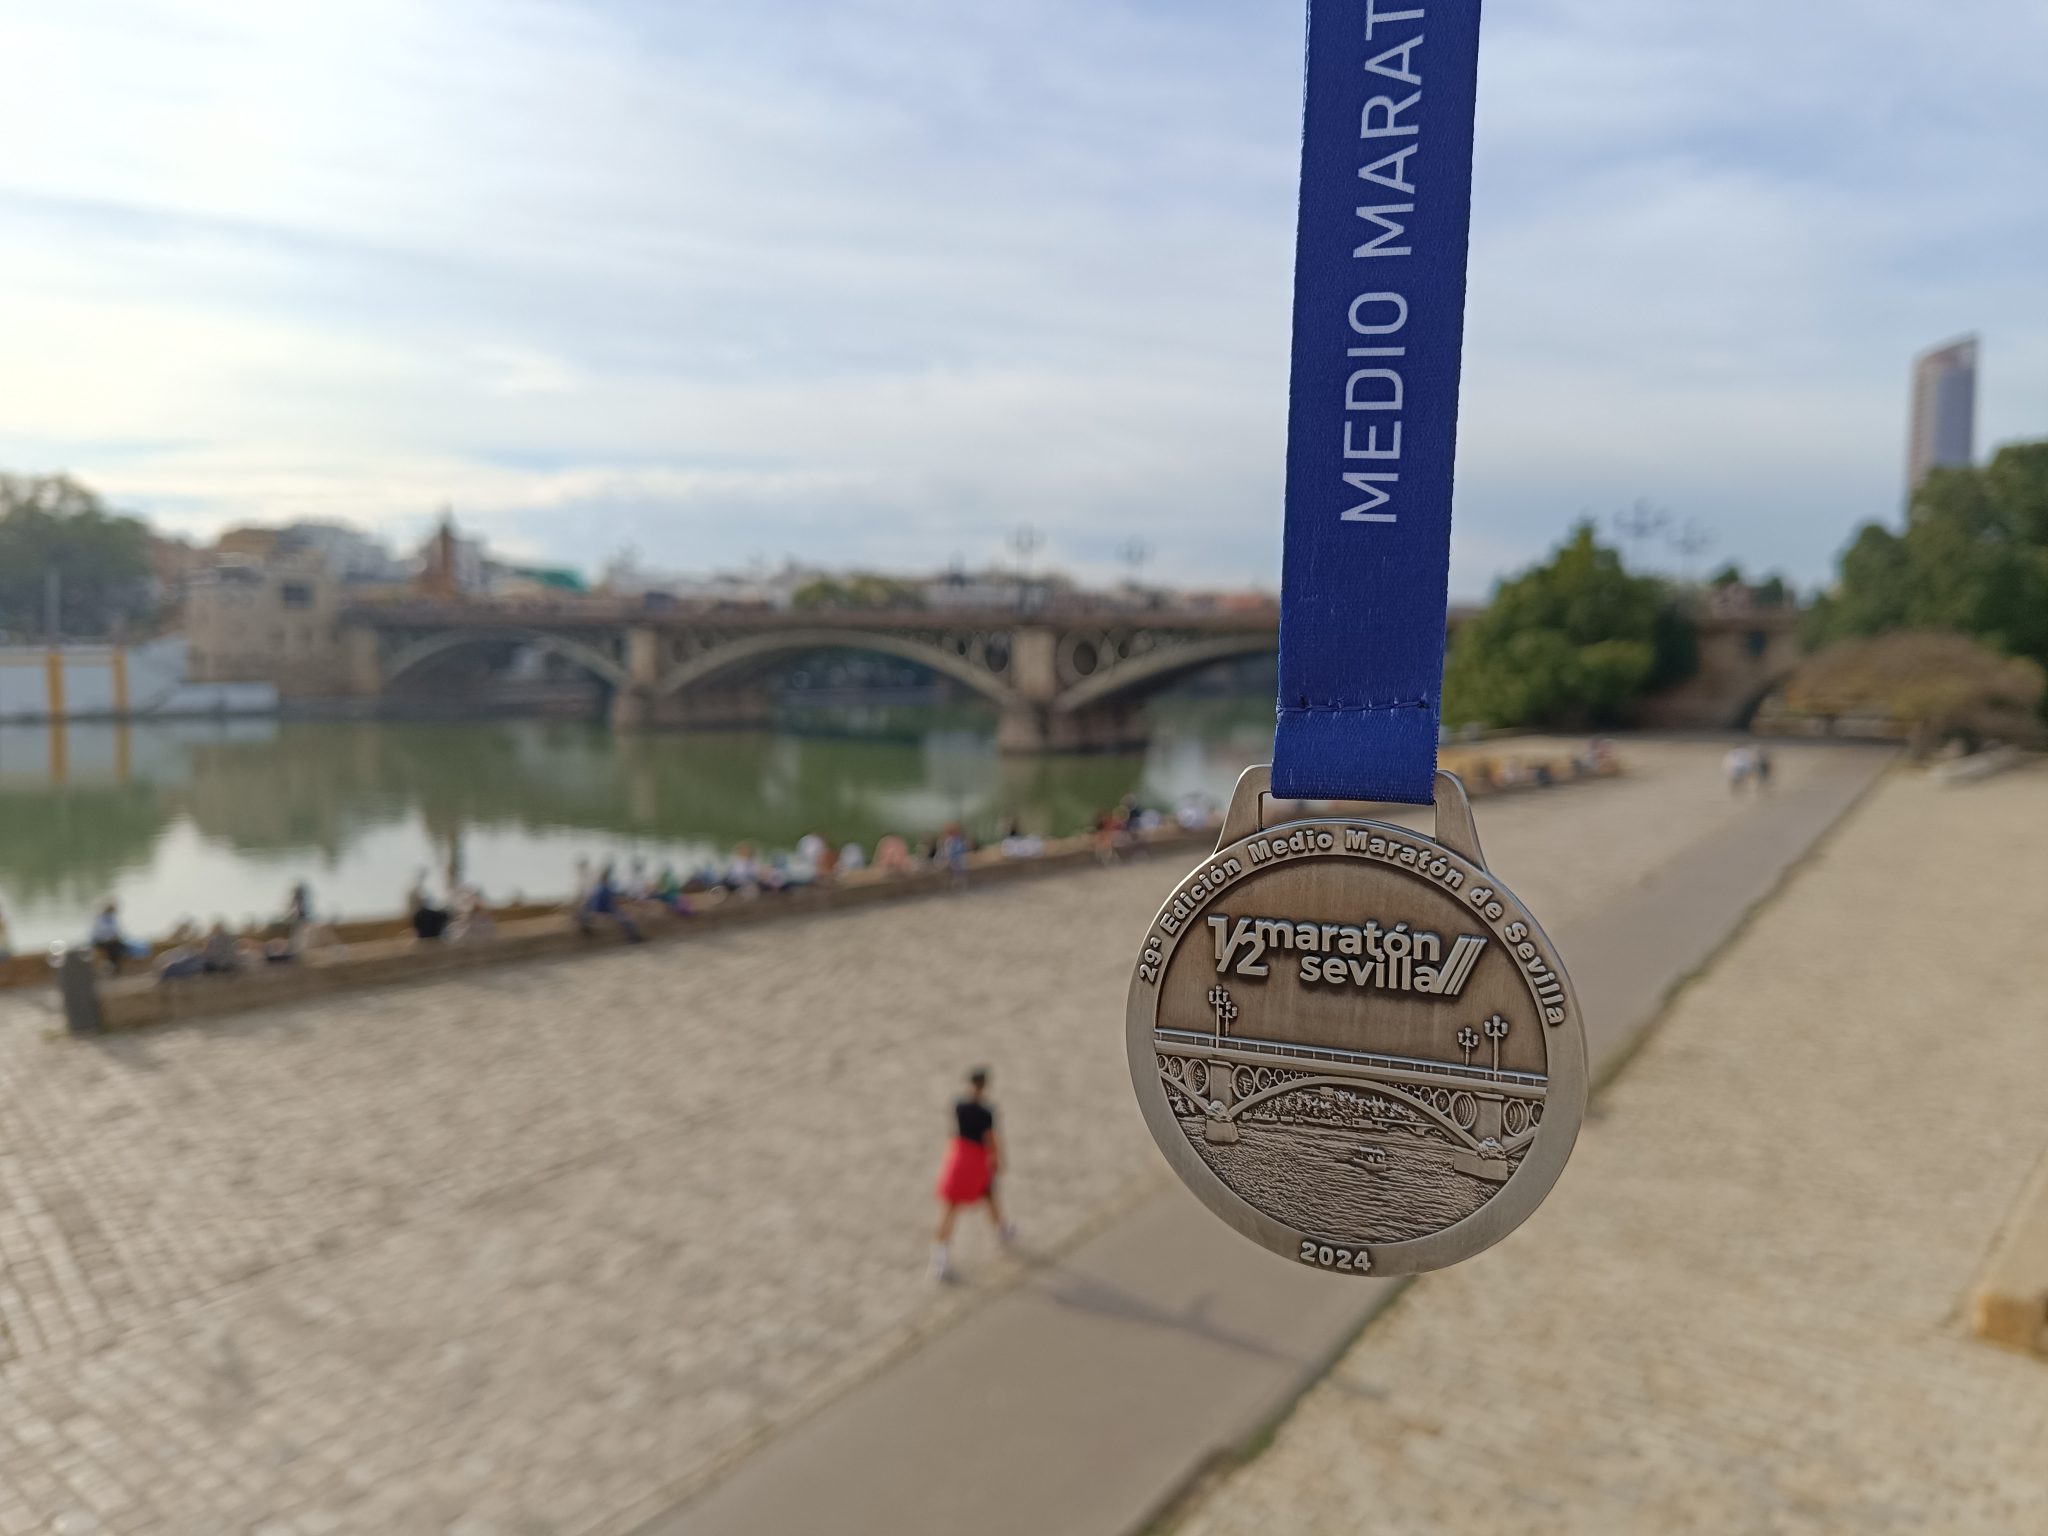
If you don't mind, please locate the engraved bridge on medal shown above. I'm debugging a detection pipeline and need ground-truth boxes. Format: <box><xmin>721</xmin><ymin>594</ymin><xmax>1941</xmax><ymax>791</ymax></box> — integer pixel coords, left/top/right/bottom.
<box><xmin>1153</xmin><ymin>1015</ymin><xmax>1546</xmax><ymax>1185</ymax></box>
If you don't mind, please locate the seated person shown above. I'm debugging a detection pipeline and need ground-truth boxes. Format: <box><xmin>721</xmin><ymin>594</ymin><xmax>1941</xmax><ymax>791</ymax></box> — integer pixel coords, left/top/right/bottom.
<box><xmin>649</xmin><ymin>865</ymin><xmax>693</xmax><ymax>915</ymax></box>
<box><xmin>725</xmin><ymin>843</ymin><xmax>761</xmax><ymax>894</ymax></box>
<box><xmin>578</xmin><ymin>862</ymin><xmax>642</xmax><ymax>942</ymax></box>
<box><xmin>407</xmin><ymin>875</ymin><xmax>452</xmax><ymax>941</ymax></box>
<box><xmin>90</xmin><ymin>901</ymin><xmax>133</xmax><ymax>975</ymax></box>
<box><xmin>448</xmin><ymin>885</ymin><xmax>496</xmax><ymax>942</ymax></box>
<box><xmin>154</xmin><ymin>928</ymin><xmax>206</xmax><ymax>982</ymax></box>
<box><xmin>200</xmin><ymin>921</ymin><xmax>242</xmax><ymax>974</ymax></box>
<box><xmin>239</xmin><ymin>921</ymin><xmax>295</xmax><ymax>965</ymax></box>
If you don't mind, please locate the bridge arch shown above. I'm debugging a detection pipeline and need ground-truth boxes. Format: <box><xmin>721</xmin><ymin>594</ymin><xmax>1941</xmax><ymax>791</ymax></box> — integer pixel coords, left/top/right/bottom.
<box><xmin>379</xmin><ymin>629</ymin><xmax>632</xmax><ymax>693</ymax></box>
<box><xmin>654</xmin><ymin>627</ymin><xmax>1031</xmax><ymax>713</ymax></box>
<box><xmin>1054</xmin><ymin>633</ymin><xmax>1276</xmax><ymax>715</ymax></box>
<box><xmin>1734</xmin><ymin>664</ymin><xmax>1804</xmax><ymax>730</ymax></box>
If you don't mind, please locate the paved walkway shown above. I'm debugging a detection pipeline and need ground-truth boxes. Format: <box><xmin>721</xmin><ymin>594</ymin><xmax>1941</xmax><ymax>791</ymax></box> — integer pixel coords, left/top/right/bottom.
<box><xmin>1169</xmin><ymin>762</ymin><xmax>2048</xmax><ymax>1536</ymax></box>
<box><xmin>0</xmin><ymin>740</ymin><xmax>1870</xmax><ymax>1533</ymax></box>
<box><xmin>655</xmin><ymin>744</ymin><xmax>1892</xmax><ymax>1536</ymax></box>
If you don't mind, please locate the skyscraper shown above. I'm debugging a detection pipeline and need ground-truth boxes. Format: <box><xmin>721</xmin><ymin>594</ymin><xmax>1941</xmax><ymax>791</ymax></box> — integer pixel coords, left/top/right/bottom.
<box><xmin>1906</xmin><ymin>335</ymin><xmax>1978</xmax><ymax>496</ymax></box>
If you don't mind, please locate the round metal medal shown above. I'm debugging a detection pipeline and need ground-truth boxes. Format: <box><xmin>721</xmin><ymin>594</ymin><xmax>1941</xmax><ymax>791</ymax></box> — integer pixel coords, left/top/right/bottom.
<box><xmin>1127</xmin><ymin>768</ymin><xmax>1586</xmax><ymax>1276</ymax></box>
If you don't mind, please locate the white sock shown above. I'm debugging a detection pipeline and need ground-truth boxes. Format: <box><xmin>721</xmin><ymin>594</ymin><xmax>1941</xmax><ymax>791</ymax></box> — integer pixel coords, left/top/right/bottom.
<box><xmin>929</xmin><ymin>1242</ymin><xmax>951</xmax><ymax>1274</ymax></box>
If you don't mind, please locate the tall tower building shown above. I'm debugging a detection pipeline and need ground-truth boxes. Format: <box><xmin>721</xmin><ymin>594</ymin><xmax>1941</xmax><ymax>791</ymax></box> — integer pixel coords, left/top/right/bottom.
<box><xmin>1906</xmin><ymin>335</ymin><xmax>1978</xmax><ymax>496</ymax></box>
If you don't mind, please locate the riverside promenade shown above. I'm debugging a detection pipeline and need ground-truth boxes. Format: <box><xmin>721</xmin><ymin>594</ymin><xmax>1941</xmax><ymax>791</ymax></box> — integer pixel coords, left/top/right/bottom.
<box><xmin>0</xmin><ymin>740</ymin><xmax>1889</xmax><ymax>1533</ymax></box>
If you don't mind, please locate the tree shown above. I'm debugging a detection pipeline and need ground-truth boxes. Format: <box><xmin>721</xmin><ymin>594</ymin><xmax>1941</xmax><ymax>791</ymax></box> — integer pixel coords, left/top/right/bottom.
<box><xmin>1442</xmin><ymin>522</ymin><xmax>1697</xmax><ymax>729</ymax></box>
<box><xmin>790</xmin><ymin>573</ymin><xmax>926</xmax><ymax>611</ymax></box>
<box><xmin>1811</xmin><ymin>440</ymin><xmax>2048</xmax><ymax>702</ymax></box>
<box><xmin>0</xmin><ymin>474</ymin><xmax>153</xmax><ymax>638</ymax></box>
<box><xmin>1708</xmin><ymin>561</ymin><xmax>1792</xmax><ymax>607</ymax></box>
<box><xmin>1752</xmin><ymin>574</ymin><xmax>1791</xmax><ymax>609</ymax></box>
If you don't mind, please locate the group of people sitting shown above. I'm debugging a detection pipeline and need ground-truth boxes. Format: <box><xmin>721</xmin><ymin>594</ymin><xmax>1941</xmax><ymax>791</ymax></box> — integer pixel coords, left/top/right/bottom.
<box><xmin>70</xmin><ymin>795</ymin><xmax>1227</xmax><ymax>984</ymax></box>
<box><xmin>94</xmin><ymin>884</ymin><xmax>338</xmax><ymax>983</ymax></box>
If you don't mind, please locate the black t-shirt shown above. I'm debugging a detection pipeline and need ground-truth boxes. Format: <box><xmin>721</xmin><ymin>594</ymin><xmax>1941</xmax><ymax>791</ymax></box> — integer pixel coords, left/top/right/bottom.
<box><xmin>954</xmin><ymin>1099</ymin><xmax>994</xmax><ymax>1144</ymax></box>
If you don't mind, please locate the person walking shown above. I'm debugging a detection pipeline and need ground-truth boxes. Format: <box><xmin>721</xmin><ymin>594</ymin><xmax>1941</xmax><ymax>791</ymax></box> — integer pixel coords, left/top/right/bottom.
<box><xmin>931</xmin><ymin>1067</ymin><xmax>1015</xmax><ymax>1281</ymax></box>
<box><xmin>1723</xmin><ymin>744</ymin><xmax>1753</xmax><ymax>795</ymax></box>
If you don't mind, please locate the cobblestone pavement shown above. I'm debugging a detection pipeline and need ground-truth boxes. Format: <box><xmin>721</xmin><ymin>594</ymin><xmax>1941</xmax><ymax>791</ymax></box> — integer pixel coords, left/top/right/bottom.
<box><xmin>0</xmin><ymin>741</ymin><xmax>1836</xmax><ymax>1534</ymax></box>
<box><xmin>1175</xmin><ymin>763</ymin><xmax>2048</xmax><ymax>1536</ymax></box>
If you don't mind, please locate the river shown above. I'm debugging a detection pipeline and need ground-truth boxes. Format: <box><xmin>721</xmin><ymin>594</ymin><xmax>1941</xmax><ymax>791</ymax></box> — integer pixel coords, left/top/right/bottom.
<box><xmin>0</xmin><ymin>698</ymin><xmax>1272</xmax><ymax>950</ymax></box>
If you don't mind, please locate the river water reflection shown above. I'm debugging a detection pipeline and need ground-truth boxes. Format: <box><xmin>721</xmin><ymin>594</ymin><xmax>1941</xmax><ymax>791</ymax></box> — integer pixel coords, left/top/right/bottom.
<box><xmin>0</xmin><ymin>699</ymin><xmax>1271</xmax><ymax>950</ymax></box>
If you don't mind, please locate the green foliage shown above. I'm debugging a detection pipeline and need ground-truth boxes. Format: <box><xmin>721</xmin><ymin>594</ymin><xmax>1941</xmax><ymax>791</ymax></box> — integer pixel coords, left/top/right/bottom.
<box><xmin>1812</xmin><ymin>441</ymin><xmax>2048</xmax><ymax>692</ymax></box>
<box><xmin>790</xmin><ymin>573</ymin><xmax>927</xmax><ymax>611</ymax></box>
<box><xmin>1442</xmin><ymin>522</ymin><xmax>1696</xmax><ymax>728</ymax></box>
<box><xmin>0</xmin><ymin>474</ymin><xmax>153</xmax><ymax>638</ymax></box>
<box><xmin>1707</xmin><ymin>561</ymin><xmax>1791</xmax><ymax>605</ymax></box>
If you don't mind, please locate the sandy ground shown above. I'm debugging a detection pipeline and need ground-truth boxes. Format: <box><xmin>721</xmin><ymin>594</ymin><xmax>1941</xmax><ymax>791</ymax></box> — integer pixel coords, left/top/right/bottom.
<box><xmin>1175</xmin><ymin>761</ymin><xmax>2048</xmax><ymax>1536</ymax></box>
<box><xmin>0</xmin><ymin>738</ymin><xmax>1850</xmax><ymax>1534</ymax></box>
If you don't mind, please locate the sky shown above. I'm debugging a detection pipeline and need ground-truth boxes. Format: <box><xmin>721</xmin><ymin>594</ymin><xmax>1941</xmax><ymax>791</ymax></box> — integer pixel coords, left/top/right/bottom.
<box><xmin>2</xmin><ymin>0</ymin><xmax>2045</xmax><ymax>600</ymax></box>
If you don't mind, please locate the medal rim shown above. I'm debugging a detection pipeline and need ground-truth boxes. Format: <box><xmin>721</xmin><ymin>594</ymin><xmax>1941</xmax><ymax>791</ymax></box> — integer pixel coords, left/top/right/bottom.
<box><xmin>1126</xmin><ymin>808</ymin><xmax>1586</xmax><ymax>1277</ymax></box>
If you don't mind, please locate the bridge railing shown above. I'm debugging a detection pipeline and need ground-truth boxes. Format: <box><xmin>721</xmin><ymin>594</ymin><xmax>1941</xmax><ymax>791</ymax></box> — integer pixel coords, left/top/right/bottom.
<box><xmin>1154</xmin><ymin>1027</ymin><xmax>1548</xmax><ymax>1090</ymax></box>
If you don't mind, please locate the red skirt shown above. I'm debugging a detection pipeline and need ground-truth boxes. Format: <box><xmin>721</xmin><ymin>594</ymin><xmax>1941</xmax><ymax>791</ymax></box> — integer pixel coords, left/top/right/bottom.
<box><xmin>936</xmin><ymin>1137</ymin><xmax>993</xmax><ymax>1205</ymax></box>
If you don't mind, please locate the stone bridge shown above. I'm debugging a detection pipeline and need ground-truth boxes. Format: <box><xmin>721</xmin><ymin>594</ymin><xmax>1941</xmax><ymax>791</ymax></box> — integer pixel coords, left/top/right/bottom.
<box><xmin>339</xmin><ymin>602</ymin><xmax>1279</xmax><ymax>751</ymax></box>
<box><xmin>1638</xmin><ymin>609</ymin><xmax>1805</xmax><ymax>730</ymax></box>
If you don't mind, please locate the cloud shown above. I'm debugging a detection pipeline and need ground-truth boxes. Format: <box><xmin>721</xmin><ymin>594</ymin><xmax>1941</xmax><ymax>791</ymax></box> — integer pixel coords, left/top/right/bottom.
<box><xmin>0</xmin><ymin>0</ymin><xmax>2043</xmax><ymax>598</ymax></box>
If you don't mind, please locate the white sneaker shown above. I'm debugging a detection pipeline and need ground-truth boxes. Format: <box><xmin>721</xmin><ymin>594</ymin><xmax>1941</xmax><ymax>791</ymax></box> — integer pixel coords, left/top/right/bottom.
<box><xmin>929</xmin><ymin>1246</ymin><xmax>955</xmax><ymax>1282</ymax></box>
<box><xmin>999</xmin><ymin>1222</ymin><xmax>1019</xmax><ymax>1248</ymax></box>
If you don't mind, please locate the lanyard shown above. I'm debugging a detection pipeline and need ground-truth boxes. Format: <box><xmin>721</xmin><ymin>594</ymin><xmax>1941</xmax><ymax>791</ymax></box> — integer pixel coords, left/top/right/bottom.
<box><xmin>1271</xmin><ymin>1</ymin><xmax>1484</xmax><ymax>805</ymax></box>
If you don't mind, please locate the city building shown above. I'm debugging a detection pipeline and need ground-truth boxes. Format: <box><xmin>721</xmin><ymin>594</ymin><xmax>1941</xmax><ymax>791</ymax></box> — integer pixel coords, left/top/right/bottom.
<box><xmin>184</xmin><ymin>555</ymin><xmax>352</xmax><ymax>696</ymax></box>
<box><xmin>274</xmin><ymin>521</ymin><xmax>406</xmax><ymax>584</ymax></box>
<box><xmin>1906</xmin><ymin>335</ymin><xmax>1978</xmax><ymax>495</ymax></box>
<box><xmin>599</xmin><ymin>556</ymin><xmax>832</xmax><ymax>610</ymax></box>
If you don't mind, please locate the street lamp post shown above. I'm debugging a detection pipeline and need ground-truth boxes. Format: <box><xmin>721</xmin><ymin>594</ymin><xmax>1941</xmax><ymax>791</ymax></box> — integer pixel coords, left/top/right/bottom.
<box><xmin>1482</xmin><ymin>1013</ymin><xmax>1510</xmax><ymax>1078</ymax></box>
<box><xmin>1207</xmin><ymin>984</ymin><xmax>1238</xmax><ymax>1042</ymax></box>
<box><xmin>1009</xmin><ymin>526</ymin><xmax>1044</xmax><ymax>615</ymax></box>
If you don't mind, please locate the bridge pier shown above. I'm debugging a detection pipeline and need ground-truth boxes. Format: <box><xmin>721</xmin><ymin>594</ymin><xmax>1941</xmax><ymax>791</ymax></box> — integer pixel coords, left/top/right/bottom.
<box><xmin>611</xmin><ymin>688</ymin><xmax>655</xmax><ymax>732</ymax></box>
<box><xmin>998</xmin><ymin>702</ymin><xmax>1150</xmax><ymax>756</ymax></box>
<box><xmin>611</xmin><ymin>687</ymin><xmax>777</xmax><ymax>733</ymax></box>
<box><xmin>343</xmin><ymin>627</ymin><xmax>385</xmax><ymax>698</ymax></box>
<box><xmin>1202</xmin><ymin>1059</ymin><xmax>1240</xmax><ymax>1145</ymax></box>
<box><xmin>1451</xmin><ymin>1095</ymin><xmax>1511</xmax><ymax>1181</ymax></box>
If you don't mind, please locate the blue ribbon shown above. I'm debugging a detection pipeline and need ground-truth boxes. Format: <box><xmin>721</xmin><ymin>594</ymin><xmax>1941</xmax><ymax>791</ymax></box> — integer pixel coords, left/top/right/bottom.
<box><xmin>1271</xmin><ymin>1</ymin><xmax>1484</xmax><ymax>805</ymax></box>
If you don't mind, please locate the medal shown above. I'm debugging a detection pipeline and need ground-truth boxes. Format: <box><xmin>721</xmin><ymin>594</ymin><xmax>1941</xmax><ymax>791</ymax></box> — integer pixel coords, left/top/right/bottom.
<box><xmin>1127</xmin><ymin>766</ymin><xmax>1585</xmax><ymax>1275</ymax></box>
<box><xmin>1126</xmin><ymin>0</ymin><xmax>1586</xmax><ymax>1275</ymax></box>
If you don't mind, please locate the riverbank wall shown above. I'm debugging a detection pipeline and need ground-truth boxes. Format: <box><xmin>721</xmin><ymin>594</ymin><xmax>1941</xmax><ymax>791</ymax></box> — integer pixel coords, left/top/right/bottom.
<box><xmin>76</xmin><ymin>823</ymin><xmax>1219</xmax><ymax>1031</ymax></box>
<box><xmin>0</xmin><ymin>638</ymin><xmax>275</xmax><ymax>723</ymax></box>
